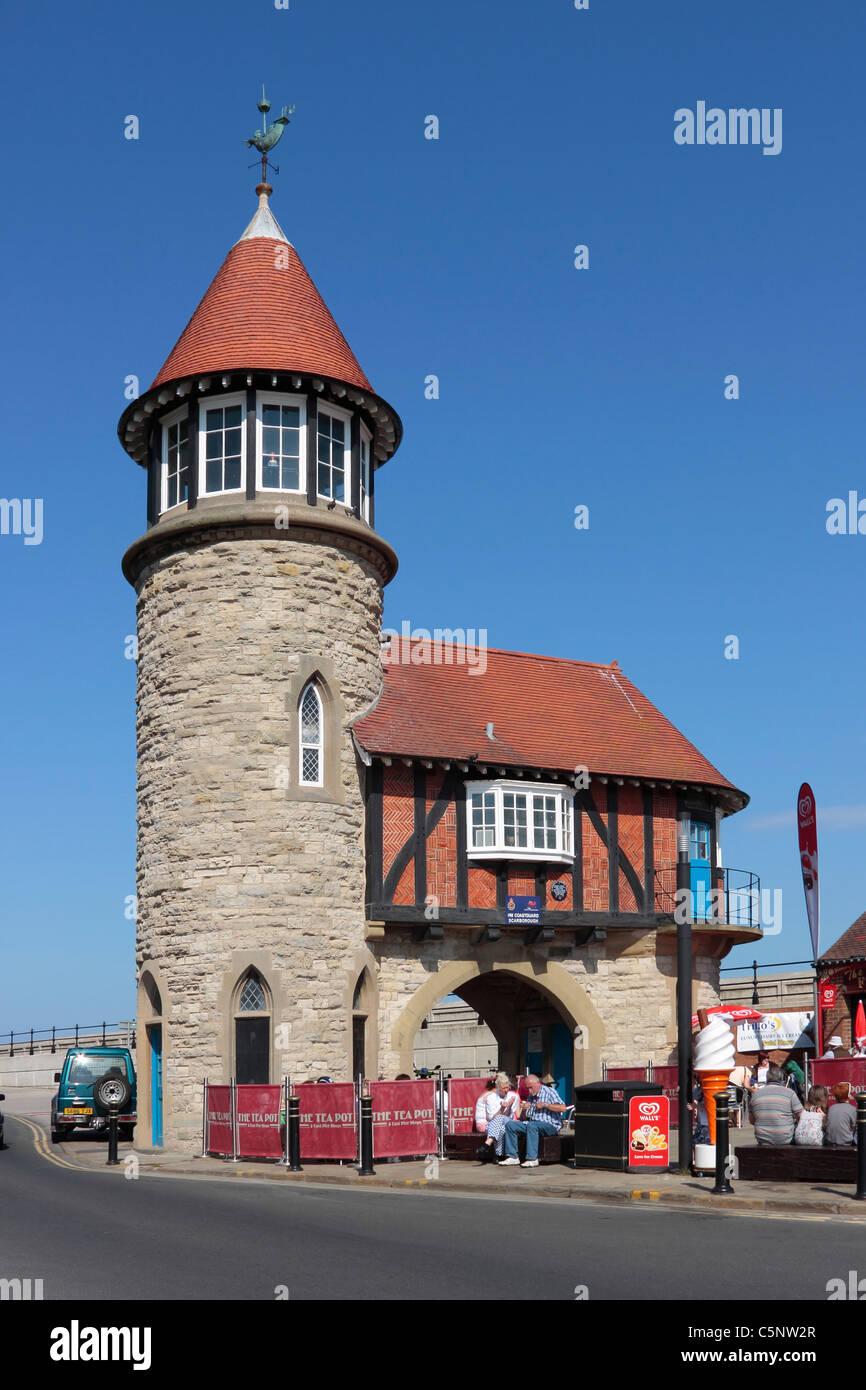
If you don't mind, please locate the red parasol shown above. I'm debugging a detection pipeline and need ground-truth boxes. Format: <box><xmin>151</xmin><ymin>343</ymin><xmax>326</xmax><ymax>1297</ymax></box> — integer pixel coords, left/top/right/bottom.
<box><xmin>855</xmin><ymin>1001</ymin><xmax>866</xmax><ymax>1052</ymax></box>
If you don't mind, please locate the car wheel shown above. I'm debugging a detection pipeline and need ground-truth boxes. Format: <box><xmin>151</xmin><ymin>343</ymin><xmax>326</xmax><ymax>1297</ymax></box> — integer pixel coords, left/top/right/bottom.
<box><xmin>93</xmin><ymin>1072</ymin><xmax>133</xmax><ymax>1115</ymax></box>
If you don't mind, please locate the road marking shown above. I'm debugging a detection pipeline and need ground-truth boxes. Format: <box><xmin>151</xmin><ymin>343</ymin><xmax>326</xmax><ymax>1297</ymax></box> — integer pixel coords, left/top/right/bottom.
<box><xmin>10</xmin><ymin>1114</ymin><xmax>88</xmax><ymax>1172</ymax></box>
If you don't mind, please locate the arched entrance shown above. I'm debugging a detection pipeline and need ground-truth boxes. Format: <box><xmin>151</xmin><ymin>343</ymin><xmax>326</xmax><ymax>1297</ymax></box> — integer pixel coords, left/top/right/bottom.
<box><xmin>136</xmin><ymin>967</ymin><xmax>165</xmax><ymax>1149</ymax></box>
<box><xmin>395</xmin><ymin>959</ymin><xmax>604</xmax><ymax>1095</ymax></box>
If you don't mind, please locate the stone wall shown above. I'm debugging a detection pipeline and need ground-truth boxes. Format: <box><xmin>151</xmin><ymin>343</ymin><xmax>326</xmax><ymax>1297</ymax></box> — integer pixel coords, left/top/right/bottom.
<box><xmin>133</xmin><ymin>529</ymin><xmax>384</xmax><ymax>1150</ymax></box>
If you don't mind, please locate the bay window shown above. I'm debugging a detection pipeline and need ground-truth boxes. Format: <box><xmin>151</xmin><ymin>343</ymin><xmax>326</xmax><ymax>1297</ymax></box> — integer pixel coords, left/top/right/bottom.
<box><xmin>466</xmin><ymin>781</ymin><xmax>574</xmax><ymax>862</ymax></box>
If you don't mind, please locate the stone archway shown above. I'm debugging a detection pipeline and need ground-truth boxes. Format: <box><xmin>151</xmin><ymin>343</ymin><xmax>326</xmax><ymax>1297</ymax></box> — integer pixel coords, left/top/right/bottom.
<box><xmin>391</xmin><ymin>958</ymin><xmax>605</xmax><ymax>1092</ymax></box>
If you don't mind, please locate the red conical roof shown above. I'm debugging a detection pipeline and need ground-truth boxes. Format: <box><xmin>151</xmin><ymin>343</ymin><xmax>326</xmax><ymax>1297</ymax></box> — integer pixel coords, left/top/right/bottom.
<box><xmin>151</xmin><ymin>198</ymin><xmax>373</xmax><ymax>392</ymax></box>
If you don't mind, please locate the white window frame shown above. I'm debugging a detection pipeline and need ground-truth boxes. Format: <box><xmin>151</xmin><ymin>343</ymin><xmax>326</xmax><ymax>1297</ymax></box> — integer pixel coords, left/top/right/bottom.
<box><xmin>160</xmin><ymin>405</ymin><xmax>191</xmax><ymax>515</ymax></box>
<box><xmin>465</xmin><ymin>780</ymin><xmax>575</xmax><ymax>864</ymax></box>
<box><xmin>256</xmin><ymin>392</ymin><xmax>307</xmax><ymax>494</ymax></box>
<box><xmin>198</xmin><ymin>392</ymin><xmax>247</xmax><ymax>498</ymax></box>
<box><xmin>316</xmin><ymin>402</ymin><xmax>352</xmax><ymax>504</ymax></box>
<box><xmin>299</xmin><ymin>681</ymin><xmax>324</xmax><ymax>788</ymax></box>
<box><xmin>359</xmin><ymin>422</ymin><xmax>372</xmax><ymax>521</ymax></box>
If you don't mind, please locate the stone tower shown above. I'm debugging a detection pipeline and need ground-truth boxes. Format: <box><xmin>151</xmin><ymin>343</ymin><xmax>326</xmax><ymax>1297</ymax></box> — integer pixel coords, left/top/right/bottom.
<box><xmin>118</xmin><ymin>182</ymin><xmax>402</xmax><ymax>1152</ymax></box>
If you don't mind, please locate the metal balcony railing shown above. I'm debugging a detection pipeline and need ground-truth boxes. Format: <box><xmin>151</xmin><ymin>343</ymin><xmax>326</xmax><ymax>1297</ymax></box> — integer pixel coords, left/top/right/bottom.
<box><xmin>654</xmin><ymin>866</ymin><xmax>762</xmax><ymax>931</ymax></box>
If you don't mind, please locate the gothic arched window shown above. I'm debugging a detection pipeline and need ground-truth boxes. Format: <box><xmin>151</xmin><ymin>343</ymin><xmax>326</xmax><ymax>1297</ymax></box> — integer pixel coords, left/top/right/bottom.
<box><xmin>234</xmin><ymin>969</ymin><xmax>270</xmax><ymax>1085</ymax></box>
<box><xmin>299</xmin><ymin>682</ymin><xmax>323</xmax><ymax>787</ymax></box>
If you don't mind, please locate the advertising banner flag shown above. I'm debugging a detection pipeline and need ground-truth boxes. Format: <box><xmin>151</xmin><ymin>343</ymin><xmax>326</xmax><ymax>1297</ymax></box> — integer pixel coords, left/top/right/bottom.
<box><xmin>369</xmin><ymin>1080</ymin><xmax>437</xmax><ymax>1157</ymax></box>
<box><xmin>205</xmin><ymin>1084</ymin><xmax>233</xmax><ymax>1156</ymax></box>
<box><xmin>797</xmin><ymin>783</ymin><xmax>820</xmax><ymax>961</ymax></box>
<box><xmin>690</xmin><ymin>1006</ymin><xmax>762</xmax><ymax>1031</ymax></box>
<box><xmin>819</xmin><ymin>982</ymin><xmax>837</xmax><ymax>1010</ymax></box>
<box><xmin>235</xmin><ymin>1084</ymin><xmax>284</xmax><ymax>1158</ymax></box>
<box><xmin>295</xmin><ymin>1083</ymin><xmax>357</xmax><ymax>1160</ymax></box>
<box><xmin>447</xmin><ymin>1077</ymin><xmax>496</xmax><ymax>1134</ymax></box>
<box><xmin>627</xmin><ymin>1095</ymin><xmax>670</xmax><ymax>1168</ymax></box>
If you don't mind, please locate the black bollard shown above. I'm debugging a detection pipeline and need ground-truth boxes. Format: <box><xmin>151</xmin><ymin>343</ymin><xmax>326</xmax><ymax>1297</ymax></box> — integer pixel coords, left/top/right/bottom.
<box><xmin>106</xmin><ymin>1110</ymin><xmax>120</xmax><ymax>1166</ymax></box>
<box><xmin>288</xmin><ymin>1095</ymin><xmax>302</xmax><ymax>1172</ymax></box>
<box><xmin>711</xmin><ymin>1090</ymin><xmax>733</xmax><ymax>1195</ymax></box>
<box><xmin>855</xmin><ymin>1094</ymin><xmax>866</xmax><ymax>1201</ymax></box>
<box><xmin>359</xmin><ymin>1094</ymin><xmax>375</xmax><ymax>1176</ymax></box>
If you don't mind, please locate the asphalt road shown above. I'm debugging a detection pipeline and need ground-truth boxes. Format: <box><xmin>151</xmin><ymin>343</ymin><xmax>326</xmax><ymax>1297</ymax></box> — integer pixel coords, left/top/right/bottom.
<box><xmin>1</xmin><ymin>1110</ymin><xmax>863</xmax><ymax>1302</ymax></box>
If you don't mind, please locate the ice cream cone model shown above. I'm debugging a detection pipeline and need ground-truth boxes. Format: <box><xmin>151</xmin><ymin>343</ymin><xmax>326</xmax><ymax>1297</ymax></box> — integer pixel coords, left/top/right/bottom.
<box><xmin>693</xmin><ymin>1008</ymin><xmax>737</xmax><ymax>1146</ymax></box>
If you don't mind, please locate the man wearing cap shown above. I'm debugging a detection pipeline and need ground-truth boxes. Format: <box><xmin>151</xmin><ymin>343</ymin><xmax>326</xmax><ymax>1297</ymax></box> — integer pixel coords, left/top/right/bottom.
<box><xmin>821</xmin><ymin>1035</ymin><xmax>844</xmax><ymax>1060</ymax></box>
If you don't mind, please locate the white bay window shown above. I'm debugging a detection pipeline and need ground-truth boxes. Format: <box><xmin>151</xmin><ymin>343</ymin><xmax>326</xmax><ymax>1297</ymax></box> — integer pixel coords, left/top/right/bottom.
<box><xmin>466</xmin><ymin>782</ymin><xmax>574</xmax><ymax>863</ymax></box>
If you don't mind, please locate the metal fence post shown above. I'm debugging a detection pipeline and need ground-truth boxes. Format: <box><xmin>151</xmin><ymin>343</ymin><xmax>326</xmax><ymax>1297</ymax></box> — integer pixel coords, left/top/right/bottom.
<box><xmin>358</xmin><ymin>1093</ymin><xmax>375</xmax><ymax>1176</ymax></box>
<box><xmin>230</xmin><ymin>1078</ymin><xmax>238</xmax><ymax>1162</ymax></box>
<box><xmin>855</xmin><ymin>1094</ymin><xmax>866</xmax><ymax>1202</ymax></box>
<box><xmin>711</xmin><ymin>1091</ymin><xmax>734</xmax><ymax>1195</ymax></box>
<box><xmin>51</xmin><ymin>1026</ymin><xmax>56</xmax><ymax>1055</ymax></box>
<box><xmin>202</xmin><ymin>1079</ymin><xmax>208</xmax><ymax>1158</ymax></box>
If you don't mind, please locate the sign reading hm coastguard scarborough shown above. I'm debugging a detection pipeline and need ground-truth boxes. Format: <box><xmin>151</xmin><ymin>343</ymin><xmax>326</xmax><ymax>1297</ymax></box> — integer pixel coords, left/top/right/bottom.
<box><xmin>506</xmin><ymin>896</ymin><xmax>541</xmax><ymax>926</ymax></box>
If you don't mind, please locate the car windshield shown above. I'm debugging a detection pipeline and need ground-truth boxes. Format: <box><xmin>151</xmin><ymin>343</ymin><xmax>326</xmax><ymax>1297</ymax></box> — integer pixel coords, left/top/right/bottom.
<box><xmin>66</xmin><ymin>1055</ymin><xmax>129</xmax><ymax>1085</ymax></box>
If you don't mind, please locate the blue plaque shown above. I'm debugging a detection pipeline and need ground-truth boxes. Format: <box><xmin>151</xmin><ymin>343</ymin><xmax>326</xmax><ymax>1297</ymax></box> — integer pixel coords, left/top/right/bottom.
<box><xmin>506</xmin><ymin>895</ymin><xmax>541</xmax><ymax>925</ymax></box>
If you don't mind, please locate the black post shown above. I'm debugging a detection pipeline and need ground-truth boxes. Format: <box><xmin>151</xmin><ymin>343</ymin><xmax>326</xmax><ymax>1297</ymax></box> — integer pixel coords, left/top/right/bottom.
<box><xmin>29</xmin><ymin>1028</ymin><xmax>34</xmax><ymax>1056</ymax></box>
<box><xmin>51</xmin><ymin>1026</ymin><xmax>56</xmax><ymax>1055</ymax></box>
<box><xmin>9</xmin><ymin>1031</ymin><xmax>13</xmax><ymax>1058</ymax></box>
<box><xmin>359</xmin><ymin>1094</ymin><xmax>375</xmax><ymax>1176</ymax></box>
<box><xmin>101</xmin><ymin>1021</ymin><xmax>106</xmax><ymax>1046</ymax></box>
<box><xmin>711</xmin><ymin>1091</ymin><xmax>734</xmax><ymax>1194</ymax></box>
<box><xmin>106</xmin><ymin>1111</ymin><xmax>120</xmax><ymax>1166</ymax></box>
<box><xmin>75</xmin><ymin>1024</ymin><xmax>79</xmax><ymax>1048</ymax></box>
<box><xmin>855</xmin><ymin>1094</ymin><xmax>866</xmax><ymax>1201</ymax></box>
<box><xmin>676</xmin><ymin>822</ymin><xmax>693</xmax><ymax>1173</ymax></box>
<box><xmin>288</xmin><ymin>1095</ymin><xmax>302</xmax><ymax>1173</ymax></box>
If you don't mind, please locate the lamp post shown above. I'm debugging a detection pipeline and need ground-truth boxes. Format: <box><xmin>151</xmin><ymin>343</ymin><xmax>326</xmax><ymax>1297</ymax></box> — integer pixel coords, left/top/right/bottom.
<box><xmin>676</xmin><ymin>821</ymin><xmax>693</xmax><ymax>1173</ymax></box>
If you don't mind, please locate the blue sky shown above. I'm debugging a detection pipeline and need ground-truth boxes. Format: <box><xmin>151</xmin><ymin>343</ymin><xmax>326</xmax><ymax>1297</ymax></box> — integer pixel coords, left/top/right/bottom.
<box><xmin>2</xmin><ymin>0</ymin><xmax>865</xmax><ymax>1028</ymax></box>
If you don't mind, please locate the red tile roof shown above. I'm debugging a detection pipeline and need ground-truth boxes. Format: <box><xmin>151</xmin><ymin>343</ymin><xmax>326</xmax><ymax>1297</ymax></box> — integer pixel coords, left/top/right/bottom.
<box><xmin>151</xmin><ymin>237</ymin><xmax>372</xmax><ymax>391</ymax></box>
<box><xmin>820</xmin><ymin>911</ymin><xmax>866</xmax><ymax>963</ymax></box>
<box><xmin>354</xmin><ymin>643</ymin><xmax>744</xmax><ymax>798</ymax></box>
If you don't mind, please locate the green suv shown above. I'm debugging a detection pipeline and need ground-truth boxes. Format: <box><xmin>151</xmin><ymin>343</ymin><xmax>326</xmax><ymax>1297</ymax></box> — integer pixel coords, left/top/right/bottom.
<box><xmin>50</xmin><ymin>1047</ymin><xmax>137</xmax><ymax>1142</ymax></box>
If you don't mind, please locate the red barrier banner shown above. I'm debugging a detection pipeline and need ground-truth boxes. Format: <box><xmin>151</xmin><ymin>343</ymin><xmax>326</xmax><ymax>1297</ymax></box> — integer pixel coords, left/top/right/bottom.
<box><xmin>295</xmin><ymin>1083</ymin><xmax>357</xmax><ymax>1160</ymax></box>
<box><xmin>811</xmin><ymin>1061</ymin><xmax>866</xmax><ymax>1095</ymax></box>
<box><xmin>369</xmin><ymin>1080</ymin><xmax>437</xmax><ymax>1157</ymax></box>
<box><xmin>236</xmin><ymin>1084</ymin><xmax>284</xmax><ymax>1158</ymax></box>
<box><xmin>448</xmin><ymin>1078</ymin><xmax>495</xmax><ymax>1134</ymax></box>
<box><xmin>606</xmin><ymin>1068</ymin><xmax>648</xmax><ymax>1082</ymax></box>
<box><xmin>206</xmin><ymin>1084</ymin><xmax>233</xmax><ymax>1156</ymax></box>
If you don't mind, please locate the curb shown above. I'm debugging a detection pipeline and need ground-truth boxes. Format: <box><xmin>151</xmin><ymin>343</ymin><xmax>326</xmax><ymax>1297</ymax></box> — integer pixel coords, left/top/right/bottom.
<box><xmin>75</xmin><ymin>1152</ymin><xmax>866</xmax><ymax>1219</ymax></box>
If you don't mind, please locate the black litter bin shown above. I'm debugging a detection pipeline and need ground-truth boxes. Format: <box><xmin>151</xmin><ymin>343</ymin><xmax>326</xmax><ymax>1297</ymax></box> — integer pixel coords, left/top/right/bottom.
<box><xmin>571</xmin><ymin>1080</ymin><xmax>667</xmax><ymax>1171</ymax></box>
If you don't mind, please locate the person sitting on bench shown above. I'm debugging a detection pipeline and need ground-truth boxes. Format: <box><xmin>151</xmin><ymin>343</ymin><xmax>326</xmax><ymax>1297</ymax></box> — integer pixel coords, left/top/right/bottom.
<box><xmin>498</xmin><ymin>1074</ymin><xmax>570</xmax><ymax>1167</ymax></box>
<box><xmin>825</xmin><ymin>1082</ymin><xmax>857</xmax><ymax>1147</ymax></box>
<box><xmin>749</xmin><ymin>1063</ymin><xmax>803</xmax><ymax>1145</ymax></box>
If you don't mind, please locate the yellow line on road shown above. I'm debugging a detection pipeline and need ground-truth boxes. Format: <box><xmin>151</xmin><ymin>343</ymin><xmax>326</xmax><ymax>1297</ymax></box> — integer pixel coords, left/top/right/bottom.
<box><xmin>11</xmin><ymin>1114</ymin><xmax>87</xmax><ymax>1171</ymax></box>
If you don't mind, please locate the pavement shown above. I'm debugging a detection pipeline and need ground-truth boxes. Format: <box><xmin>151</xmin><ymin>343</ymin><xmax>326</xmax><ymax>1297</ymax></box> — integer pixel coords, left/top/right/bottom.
<box><xmin>8</xmin><ymin>1086</ymin><xmax>866</xmax><ymax>1221</ymax></box>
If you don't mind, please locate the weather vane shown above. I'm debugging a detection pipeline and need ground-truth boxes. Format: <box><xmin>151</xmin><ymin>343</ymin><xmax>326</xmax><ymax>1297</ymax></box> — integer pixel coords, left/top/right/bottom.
<box><xmin>247</xmin><ymin>85</ymin><xmax>295</xmax><ymax>187</ymax></box>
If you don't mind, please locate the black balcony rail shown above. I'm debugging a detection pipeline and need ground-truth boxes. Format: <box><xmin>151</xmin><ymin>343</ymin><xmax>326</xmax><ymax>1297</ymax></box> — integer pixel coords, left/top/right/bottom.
<box><xmin>654</xmin><ymin>866</ymin><xmax>762</xmax><ymax>931</ymax></box>
<box><xmin>1</xmin><ymin>1021</ymin><xmax>135</xmax><ymax>1059</ymax></box>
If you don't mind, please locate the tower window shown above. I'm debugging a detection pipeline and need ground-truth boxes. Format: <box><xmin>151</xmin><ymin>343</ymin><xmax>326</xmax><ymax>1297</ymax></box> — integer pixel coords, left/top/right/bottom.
<box><xmin>200</xmin><ymin>395</ymin><xmax>245</xmax><ymax>495</ymax></box>
<box><xmin>259</xmin><ymin>398</ymin><xmax>303</xmax><ymax>492</ymax></box>
<box><xmin>161</xmin><ymin>409</ymin><xmax>190</xmax><ymax>512</ymax></box>
<box><xmin>238</xmin><ymin>973</ymin><xmax>267</xmax><ymax>1013</ymax></box>
<box><xmin>317</xmin><ymin>409</ymin><xmax>348</xmax><ymax>502</ymax></box>
<box><xmin>359</xmin><ymin>426</ymin><xmax>371</xmax><ymax>521</ymax></box>
<box><xmin>299</xmin><ymin>682</ymin><xmax>324</xmax><ymax>786</ymax></box>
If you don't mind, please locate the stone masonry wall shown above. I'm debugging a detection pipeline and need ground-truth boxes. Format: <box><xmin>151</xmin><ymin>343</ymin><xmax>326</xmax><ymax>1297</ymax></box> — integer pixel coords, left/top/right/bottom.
<box><xmin>135</xmin><ymin>533</ymin><xmax>383</xmax><ymax>1150</ymax></box>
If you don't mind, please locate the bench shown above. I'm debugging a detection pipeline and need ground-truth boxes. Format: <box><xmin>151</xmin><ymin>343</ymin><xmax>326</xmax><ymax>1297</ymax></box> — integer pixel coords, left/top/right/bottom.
<box><xmin>735</xmin><ymin>1145</ymin><xmax>857</xmax><ymax>1182</ymax></box>
<box><xmin>444</xmin><ymin>1131</ymin><xmax>575</xmax><ymax>1164</ymax></box>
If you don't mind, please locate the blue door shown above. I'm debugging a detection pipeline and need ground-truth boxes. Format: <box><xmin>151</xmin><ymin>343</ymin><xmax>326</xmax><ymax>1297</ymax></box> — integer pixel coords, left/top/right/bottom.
<box><xmin>689</xmin><ymin>818</ymin><xmax>712</xmax><ymax>922</ymax></box>
<box><xmin>552</xmin><ymin>1022</ymin><xmax>573</xmax><ymax>1104</ymax></box>
<box><xmin>148</xmin><ymin>1024</ymin><xmax>163</xmax><ymax>1148</ymax></box>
